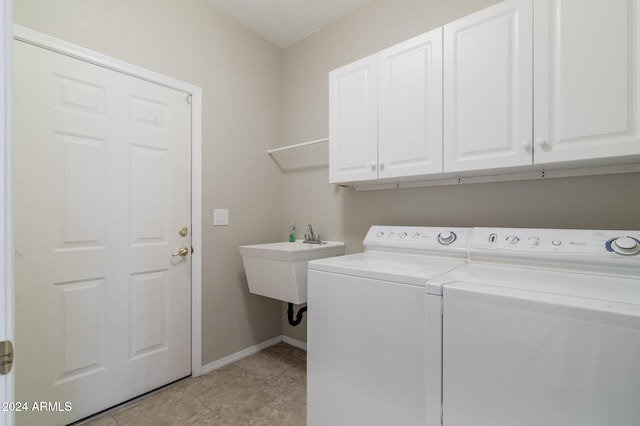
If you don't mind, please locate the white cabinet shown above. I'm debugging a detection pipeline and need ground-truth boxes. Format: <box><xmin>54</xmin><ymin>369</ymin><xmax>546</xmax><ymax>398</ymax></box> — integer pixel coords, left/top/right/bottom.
<box><xmin>444</xmin><ymin>0</ymin><xmax>640</xmax><ymax>173</ymax></box>
<box><xmin>444</xmin><ymin>0</ymin><xmax>533</xmax><ymax>173</ymax></box>
<box><xmin>378</xmin><ymin>30</ymin><xmax>443</xmax><ymax>179</ymax></box>
<box><xmin>329</xmin><ymin>0</ymin><xmax>640</xmax><ymax>187</ymax></box>
<box><xmin>329</xmin><ymin>54</ymin><xmax>378</xmax><ymax>183</ymax></box>
<box><xmin>329</xmin><ymin>29</ymin><xmax>443</xmax><ymax>184</ymax></box>
<box><xmin>534</xmin><ymin>0</ymin><xmax>640</xmax><ymax>164</ymax></box>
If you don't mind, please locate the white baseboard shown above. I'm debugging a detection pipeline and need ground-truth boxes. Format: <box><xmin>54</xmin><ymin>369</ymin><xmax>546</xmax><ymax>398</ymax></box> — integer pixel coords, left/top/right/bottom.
<box><xmin>282</xmin><ymin>335</ymin><xmax>307</xmax><ymax>351</ymax></box>
<box><xmin>201</xmin><ymin>336</ymin><xmax>282</xmax><ymax>375</ymax></box>
<box><xmin>200</xmin><ymin>335</ymin><xmax>307</xmax><ymax>375</ymax></box>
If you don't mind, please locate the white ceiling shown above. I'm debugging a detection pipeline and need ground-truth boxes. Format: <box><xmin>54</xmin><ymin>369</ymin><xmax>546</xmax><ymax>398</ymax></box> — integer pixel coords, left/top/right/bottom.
<box><xmin>207</xmin><ymin>0</ymin><xmax>373</xmax><ymax>48</ymax></box>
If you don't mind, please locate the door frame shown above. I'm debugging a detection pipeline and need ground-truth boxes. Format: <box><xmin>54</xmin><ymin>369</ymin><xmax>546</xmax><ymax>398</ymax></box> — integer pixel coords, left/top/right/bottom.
<box><xmin>12</xmin><ymin>25</ymin><xmax>204</xmax><ymax>377</ymax></box>
<box><xmin>1</xmin><ymin>2</ymin><xmax>14</xmax><ymax>426</ymax></box>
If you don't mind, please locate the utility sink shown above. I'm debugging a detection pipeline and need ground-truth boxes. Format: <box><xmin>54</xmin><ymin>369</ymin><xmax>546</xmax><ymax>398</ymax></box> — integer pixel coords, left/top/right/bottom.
<box><xmin>239</xmin><ymin>240</ymin><xmax>345</xmax><ymax>304</ymax></box>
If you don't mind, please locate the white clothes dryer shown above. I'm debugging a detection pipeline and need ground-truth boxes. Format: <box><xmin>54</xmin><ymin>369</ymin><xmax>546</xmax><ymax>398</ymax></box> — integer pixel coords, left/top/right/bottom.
<box><xmin>426</xmin><ymin>227</ymin><xmax>640</xmax><ymax>426</ymax></box>
<box><xmin>307</xmin><ymin>226</ymin><xmax>472</xmax><ymax>426</ymax></box>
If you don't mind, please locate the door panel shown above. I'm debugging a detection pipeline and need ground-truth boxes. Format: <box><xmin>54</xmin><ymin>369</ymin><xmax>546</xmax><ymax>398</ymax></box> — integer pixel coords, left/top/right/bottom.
<box><xmin>130</xmin><ymin>146</ymin><xmax>167</xmax><ymax>243</ymax></box>
<box><xmin>13</xmin><ymin>40</ymin><xmax>191</xmax><ymax>425</ymax></box>
<box><xmin>329</xmin><ymin>54</ymin><xmax>378</xmax><ymax>183</ymax></box>
<box><xmin>57</xmin><ymin>133</ymin><xmax>106</xmax><ymax>248</ymax></box>
<box><xmin>378</xmin><ymin>28</ymin><xmax>443</xmax><ymax>178</ymax></box>
<box><xmin>444</xmin><ymin>0</ymin><xmax>533</xmax><ymax>172</ymax></box>
<box><xmin>58</xmin><ymin>280</ymin><xmax>104</xmax><ymax>383</ymax></box>
<box><xmin>534</xmin><ymin>0</ymin><xmax>640</xmax><ymax>163</ymax></box>
<box><xmin>130</xmin><ymin>271</ymin><xmax>168</xmax><ymax>359</ymax></box>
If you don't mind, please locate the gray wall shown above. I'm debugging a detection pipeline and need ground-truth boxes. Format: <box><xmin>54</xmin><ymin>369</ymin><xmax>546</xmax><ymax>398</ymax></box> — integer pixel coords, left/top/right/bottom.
<box><xmin>14</xmin><ymin>0</ymin><xmax>285</xmax><ymax>365</ymax></box>
<box><xmin>280</xmin><ymin>0</ymin><xmax>640</xmax><ymax>341</ymax></box>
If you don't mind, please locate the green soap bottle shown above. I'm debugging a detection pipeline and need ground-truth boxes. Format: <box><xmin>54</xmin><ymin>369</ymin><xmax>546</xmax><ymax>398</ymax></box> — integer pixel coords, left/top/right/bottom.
<box><xmin>289</xmin><ymin>221</ymin><xmax>296</xmax><ymax>242</ymax></box>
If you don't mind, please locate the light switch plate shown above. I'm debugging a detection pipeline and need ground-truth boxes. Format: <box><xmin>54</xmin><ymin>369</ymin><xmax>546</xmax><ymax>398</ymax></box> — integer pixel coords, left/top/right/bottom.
<box><xmin>213</xmin><ymin>209</ymin><xmax>229</xmax><ymax>226</ymax></box>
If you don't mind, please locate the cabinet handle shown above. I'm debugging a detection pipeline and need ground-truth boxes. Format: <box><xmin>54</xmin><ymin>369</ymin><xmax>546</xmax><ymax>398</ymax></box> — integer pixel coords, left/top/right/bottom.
<box><xmin>370</xmin><ymin>162</ymin><xmax>376</xmax><ymax>171</ymax></box>
<box><xmin>379</xmin><ymin>162</ymin><xmax>385</xmax><ymax>171</ymax></box>
<box><xmin>521</xmin><ymin>140</ymin><xmax>532</xmax><ymax>150</ymax></box>
<box><xmin>536</xmin><ymin>137</ymin><xmax>551</xmax><ymax>147</ymax></box>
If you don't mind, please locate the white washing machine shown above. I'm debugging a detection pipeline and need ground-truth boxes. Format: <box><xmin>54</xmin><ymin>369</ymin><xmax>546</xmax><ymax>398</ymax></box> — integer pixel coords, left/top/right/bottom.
<box><xmin>426</xmin><ymin>227</ymin><xmax>640</xmax><ymax>426</ymax></box>
<box><xmin>307</xmin><ymin>225</ymin><xmax>472</xmax><ymax>426</ymax></box>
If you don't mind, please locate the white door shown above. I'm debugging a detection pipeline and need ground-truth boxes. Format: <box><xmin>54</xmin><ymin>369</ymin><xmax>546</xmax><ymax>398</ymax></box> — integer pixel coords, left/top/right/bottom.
<box><xmin>444</xmin><ymin>0</ymin><xmax>533</xmax><ymax>173</ymax></box>
<box><xmin>329</xmin><ymin>54</ymin><xmax>378</xmax><ymax>184</ymax></box>
<box><xmin>534</xmin><ymin>0</ymin><xmax>640</xmax><ymax>163</ymax></box>
<box><xmin>378</xmin><ymin>28</ymin><xmax>443</xmax><ymax>179</ymax></box>
<box><xmin>13</xmin><ymin>40</ymin><xmax>192</xmax><ymax>425</ymax></box>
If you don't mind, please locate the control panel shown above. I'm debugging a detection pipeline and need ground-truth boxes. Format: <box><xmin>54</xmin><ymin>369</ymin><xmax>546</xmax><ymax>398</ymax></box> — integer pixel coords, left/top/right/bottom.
<box><xmin>364</xmin><ymin>226</ymin><xmax>472</xmax><ymax>258</ymax></box>
<box><xmin>474</xmin><ymin>228</ymin><xmax>640</xmax><ymax>256</ymax></box>
<box><xmin>470</xmin><ymin>227</ymin><xmax>640</xmax><ymax>277</ymax></box>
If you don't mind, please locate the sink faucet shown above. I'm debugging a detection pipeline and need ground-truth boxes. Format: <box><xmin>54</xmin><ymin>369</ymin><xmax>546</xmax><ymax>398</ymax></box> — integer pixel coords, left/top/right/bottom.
<box><xmin>305</xmin><ymin>224</ymin><xmax>315</xmax><ymax>241</ymax></box>
<box><xmin>303</xmin><ymin>224</ymin><xmax>321</xmax><ymax>244</ymax></box>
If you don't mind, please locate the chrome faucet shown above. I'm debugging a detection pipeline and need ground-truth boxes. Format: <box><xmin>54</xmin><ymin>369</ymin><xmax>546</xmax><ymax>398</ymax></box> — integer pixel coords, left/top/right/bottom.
<box><xmin>303</xmin><ymin>224</ymin><xmax>321</xmax><ymax>244</ymax></box>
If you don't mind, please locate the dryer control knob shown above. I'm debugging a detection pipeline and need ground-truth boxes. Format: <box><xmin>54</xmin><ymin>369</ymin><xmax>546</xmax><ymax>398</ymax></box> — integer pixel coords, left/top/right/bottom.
<box><xmin>611</xmin><ymin>237</ymin><xmax>640</xmax><ymax>255</ymax></box>
<box><xmin>506</xmin><ymin>235</ymin><xmax>520</xmax><ymax>245</ymax></box>
<box><xmin>438</xmin><ymin>231</ymin><xmax>456</xmax><ymax>245</ymax></box>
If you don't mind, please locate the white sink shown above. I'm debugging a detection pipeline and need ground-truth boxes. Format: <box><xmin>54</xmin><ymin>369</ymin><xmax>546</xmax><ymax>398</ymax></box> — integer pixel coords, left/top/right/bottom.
<box><xmin>239</xmin><ymin>240</ymin><xmax>345</xmax><ymax>304</ymax></box>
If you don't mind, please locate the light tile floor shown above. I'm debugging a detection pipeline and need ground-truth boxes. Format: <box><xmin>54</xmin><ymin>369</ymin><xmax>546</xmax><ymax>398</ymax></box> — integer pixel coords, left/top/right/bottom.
<box><xmin>81</xmin><ymin>343</ymin><xmax>306</xmax><ymax>426</ymax></box>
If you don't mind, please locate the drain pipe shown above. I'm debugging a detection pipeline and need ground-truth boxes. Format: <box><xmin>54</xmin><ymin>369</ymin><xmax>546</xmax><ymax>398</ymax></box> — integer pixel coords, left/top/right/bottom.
<box><xmin>287</xmin><ymin>303</ymin><xmax>307</xmax><ymax>326</ymax></box>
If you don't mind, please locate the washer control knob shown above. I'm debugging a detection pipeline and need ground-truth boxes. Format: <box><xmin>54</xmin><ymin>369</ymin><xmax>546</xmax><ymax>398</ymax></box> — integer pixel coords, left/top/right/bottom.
<box><xmin>506</xmin><ymin>235</ymin><xmax>520</xmax><ymax>245</ymax></box>
<box><xmin>399</xmin><ymin>232</ymin><xmax>408</xmax><ymax>239</ymax></box>
<box><xmin>376</xmin><ymin>231</ymin><xmax>384</xmax><ymax>238</ymax></box>
<box><xmin>412</xmin><ymin>232</ymin><xmax>421</xmax><ymax>240</ymax></box>
<box><xmin>611</xmin><ymin>237</ymin><xmax>640</xmax><ymax>255</ymax></box>
<box><xmin>528</xmin><ymin>237</ymin><xmax>540</xmax><ymax>246</ymax></box>
<box><xmin>387</xmin><ymin>232</ymin><xmax>395</xmax><ymax>239</ymax></box>
<box><xmin>438</xmin><ymin>231</ymin><xmax>456</xmax><ymax>245</ymax></box>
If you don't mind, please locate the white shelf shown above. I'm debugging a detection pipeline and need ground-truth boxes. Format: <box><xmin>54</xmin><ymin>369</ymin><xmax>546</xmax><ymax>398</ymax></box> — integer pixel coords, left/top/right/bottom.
<box><xmin>267</xmin><ymin>137</ymin><xmax>328</xmax><ymax>155</ymax></box>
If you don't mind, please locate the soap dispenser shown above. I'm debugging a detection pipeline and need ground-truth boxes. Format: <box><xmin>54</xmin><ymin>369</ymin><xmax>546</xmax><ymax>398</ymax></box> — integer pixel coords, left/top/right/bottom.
<box><xmin>289</xmin><ymin>221</ymin><xmax>296</xmax><ymax>242</ymax></box>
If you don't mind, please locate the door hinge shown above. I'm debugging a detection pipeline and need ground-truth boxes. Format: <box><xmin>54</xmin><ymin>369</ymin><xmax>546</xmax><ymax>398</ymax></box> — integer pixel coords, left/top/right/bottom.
<box><xmin>185</xmin><ymin>95</ymin><xmax>192</xmax><ymax>105</ymax></box>
<box><xmin>0</xmin><ymin>340</ymin><xmax>14</xmax><ymax>375</ymax></box>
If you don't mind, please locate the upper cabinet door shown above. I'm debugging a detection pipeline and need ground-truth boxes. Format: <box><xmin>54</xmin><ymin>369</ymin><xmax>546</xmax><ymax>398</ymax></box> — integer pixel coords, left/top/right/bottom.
<box><xmin>444</xmin><ymin>0</ymin><xmax>533</xmax><ymax>173</ymax></box>
<box><xmin>378</xmin><ymin>28</ymin><xmax>443</xmax><ymax>179</ymax></box>
<box><xmin>329</xmin><ymin>54</ymin><xmax>378</xmax><ymax>184</ymax></box>
<box><xmin>534</xmin><ymin>0</ymin><xmax>640</xmax><ymax>164</ymax></box>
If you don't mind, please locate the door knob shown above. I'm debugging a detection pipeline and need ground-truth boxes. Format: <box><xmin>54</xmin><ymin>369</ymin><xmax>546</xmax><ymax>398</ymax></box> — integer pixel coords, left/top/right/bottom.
<box><xmin>172</xmin><ymin>247</ymin><xmax>189</xmax><ymax>257</ymax></box>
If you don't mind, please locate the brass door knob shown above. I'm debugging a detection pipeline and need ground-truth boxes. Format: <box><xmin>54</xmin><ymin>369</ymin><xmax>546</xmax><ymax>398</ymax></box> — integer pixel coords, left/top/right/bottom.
<box><xmin>172</xmin><ymin>247</ymin><xmax>189</xmax><ymax>257</ymax></box>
